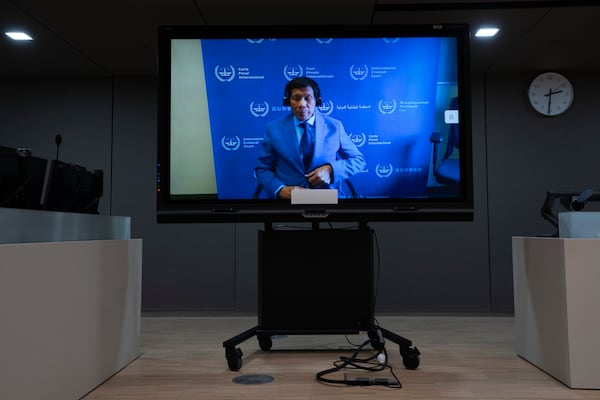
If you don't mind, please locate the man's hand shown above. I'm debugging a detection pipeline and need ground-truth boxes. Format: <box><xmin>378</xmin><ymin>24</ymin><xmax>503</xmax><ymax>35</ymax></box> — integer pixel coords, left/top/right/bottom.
<box><xmin>278</xmin><ymin>186</ymin><xmax>305</xmax><ymax>200</ymax></box>
<box><xmin>305</xmin><ymin>164</ymin><xmax>332</xmax><ymax>187</ymax></box>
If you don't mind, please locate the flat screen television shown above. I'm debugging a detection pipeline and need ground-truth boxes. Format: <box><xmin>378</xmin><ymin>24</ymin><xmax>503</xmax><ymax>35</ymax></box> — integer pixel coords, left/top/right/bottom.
<box><xmin>157</xmin><ymin>24</ymin><xmax>473</xmax><ymax>223</ymax></box>
<box><xmin>42</xmin><ymin>160</ymin><xmax>104</xmax><ymax>214</ymax></box>
<box><xmin>0</xmin><ymin>145</ymin><xmax>48</xmax><ymax>210</ymax></box>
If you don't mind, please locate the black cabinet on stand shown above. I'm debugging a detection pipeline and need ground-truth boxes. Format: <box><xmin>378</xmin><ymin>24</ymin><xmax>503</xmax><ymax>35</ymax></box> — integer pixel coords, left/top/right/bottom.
<box><xmin>223</xmin><ymin>222</ymin><xmax>420</xmax><ymax>371</ymax></box>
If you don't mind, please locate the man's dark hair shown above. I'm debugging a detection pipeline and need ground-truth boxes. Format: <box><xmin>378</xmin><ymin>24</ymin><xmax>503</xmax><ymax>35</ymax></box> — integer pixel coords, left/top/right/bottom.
<box><xmin>283</xmin><ymin>76</ymin><xmax>322</xmax><ymax>106</ymax></box>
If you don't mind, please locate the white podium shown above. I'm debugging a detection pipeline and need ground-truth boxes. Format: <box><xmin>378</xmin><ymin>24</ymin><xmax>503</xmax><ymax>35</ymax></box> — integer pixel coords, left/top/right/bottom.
<box><xmin>512</xmin><ymin>236</ymin><xmax>600</xmax><ymax>389</ymax></box>
<box><xmin>0</xmin><ymin>208</ymin><xmax>142</xmax><ymax>400</ymax></box>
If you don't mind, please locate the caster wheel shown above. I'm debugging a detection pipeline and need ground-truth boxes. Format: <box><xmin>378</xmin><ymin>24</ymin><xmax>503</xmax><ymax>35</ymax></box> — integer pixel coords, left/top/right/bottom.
<box><xmin>258</xmin><ymin>334</ymin><xmax>272</xmax><ymax>351</ymax></box>
<box><xmin>400</xmin><ymin>345</ymin><xmax>420</xmax><ymax>370</ymax></box>
<box><xmin>226</xmin><ymin>347</ymin><xmax>243</xmax><ymax>371</ymax></box>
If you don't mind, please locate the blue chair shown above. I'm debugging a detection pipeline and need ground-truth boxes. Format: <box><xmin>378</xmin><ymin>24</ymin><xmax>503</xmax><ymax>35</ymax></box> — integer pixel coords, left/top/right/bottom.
<box><xmin>430</xmin><ymin>97</ymin><xmax>460</xmax><ymax>186</ymax></box>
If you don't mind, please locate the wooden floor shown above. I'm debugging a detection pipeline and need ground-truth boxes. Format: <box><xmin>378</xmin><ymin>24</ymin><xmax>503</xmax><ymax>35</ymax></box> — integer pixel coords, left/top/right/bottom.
<box><xmin>83</xmin><ymin>314</ymin><xmax>600</xmax><ymax>400</ymax></box>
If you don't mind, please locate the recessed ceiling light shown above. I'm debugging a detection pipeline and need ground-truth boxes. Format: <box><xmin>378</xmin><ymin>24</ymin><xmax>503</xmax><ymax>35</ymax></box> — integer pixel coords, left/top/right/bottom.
<box><xmin>475</xmin><ymin>28</ymin><xmax>499</xmax><ymax>38</ymax></box>
<box><xmin>5</xmin><ymin>31</ymin><xmax>33</xmax><ymax>41</ymax></box>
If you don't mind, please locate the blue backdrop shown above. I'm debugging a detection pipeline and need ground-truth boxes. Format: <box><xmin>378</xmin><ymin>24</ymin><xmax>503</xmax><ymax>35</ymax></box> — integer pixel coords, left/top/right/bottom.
<box><xmin>200</xmin><ymin>36</ymin><xmax>457</xmax><ymax>199</ymax></box>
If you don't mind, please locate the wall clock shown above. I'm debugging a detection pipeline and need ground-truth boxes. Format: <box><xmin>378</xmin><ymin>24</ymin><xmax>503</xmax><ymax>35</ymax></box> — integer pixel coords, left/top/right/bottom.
<box><xmin>528</xmin><ymin>72</ymin><xmax>574</xmax><ymax>116</ymax></box>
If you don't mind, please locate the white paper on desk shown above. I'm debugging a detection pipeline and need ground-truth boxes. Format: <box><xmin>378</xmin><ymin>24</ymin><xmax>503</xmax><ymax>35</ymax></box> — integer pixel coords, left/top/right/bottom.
<box><xmin>291</xmin><ymin>189</ymin><xmax>338</xmax><ymax>205</ymax></box>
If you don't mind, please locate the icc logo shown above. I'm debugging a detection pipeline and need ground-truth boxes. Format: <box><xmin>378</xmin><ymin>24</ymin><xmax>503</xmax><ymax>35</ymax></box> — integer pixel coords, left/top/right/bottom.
<box><xmin>247</xmin><ymin>38</ymin><xmax>265</xmax><ymax>44</ymax></box>
<box><xmin>350</xmin><ymin>132</ymin><xmax>366</xmax><ymax>147</ymax></box>
<box><xmin>221</xmin><ymin>136</ymin><xmax>241</xmax><ymax>151</ymax></box>
<box><xmin>378</xmin><ymin>99</ymin><xmax>397</xmax><ymax>114</ymax></box>
<box><xmin>383</xmin><ymin>38</ymin><xmax>400</xmax><ymax>44</ymax></box>
<box><xmin>375</xmin><ymin>163</ymin><xmax>394</xmax><ymax>178</ymax></box>
<box><xmin>316</xmin><ymin>38</ymin><xmax>333</xmax><ymax>44</ymax></box>
<box><xmin>215</xmin><ymin>65</ymin><xmax>235</xmax><ymax>82</ymax></box>
<box><xmin>249</xmin><ymin>101</ymin><xmax>270</xmax><ymax>117</ymax></box>
<box><xmin>283</xmin><ymin>65</ymin><xmax>303</xmax><ymax>81</ymax></box>
<box><xmin>318</xmin><ymin>100</ymin><xmax>334</xmax><ymax>116</ymax></box>
<box><xmin>349</xmin><ymin>64</ymin><xmax>368</xmax><ymax>81</ymax></box>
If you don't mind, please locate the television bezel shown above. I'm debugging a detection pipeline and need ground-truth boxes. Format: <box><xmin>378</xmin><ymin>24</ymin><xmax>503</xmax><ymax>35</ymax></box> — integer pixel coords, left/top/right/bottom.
<box><xmin>156</xmin><ymin>24</ymin><xmax>474</xmax><ymax>223</ymax></box>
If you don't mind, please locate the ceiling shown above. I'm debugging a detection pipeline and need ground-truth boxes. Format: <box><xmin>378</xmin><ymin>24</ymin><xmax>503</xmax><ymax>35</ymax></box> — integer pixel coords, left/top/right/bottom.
<box><xmin>0</xmin><ymin>0</ymin><xmax>598</xmax><ymax>77</ymax></box>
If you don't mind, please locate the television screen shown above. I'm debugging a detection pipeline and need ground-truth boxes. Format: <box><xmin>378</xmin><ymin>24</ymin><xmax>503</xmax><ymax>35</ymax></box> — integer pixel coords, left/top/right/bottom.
<box><xmin>42</xmin><ymin>160</ymin><xmax>103</xmax><ymax>214</ymax></box>
<box><xmin>157</xmin><ymin>24</ymin><xmax>473</xmax><ymax>222</ymax></box>
<box><xmin>0</xmin><ymin>145</ymin><xmax>47</xmax><ymax>210</ymax></box>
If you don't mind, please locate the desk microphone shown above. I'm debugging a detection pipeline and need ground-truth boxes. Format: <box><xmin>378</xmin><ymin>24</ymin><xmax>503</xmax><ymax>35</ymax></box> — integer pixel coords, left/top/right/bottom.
<box><xmin>55</xmin><ymin>134</ymin><xmax>62</xmax><ymax>161</ymax></box>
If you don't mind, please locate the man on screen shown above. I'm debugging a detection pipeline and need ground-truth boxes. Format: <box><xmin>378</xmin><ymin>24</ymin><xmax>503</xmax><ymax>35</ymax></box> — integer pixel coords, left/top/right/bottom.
<box><xmin>255</xmin><ymin>77</ymin><xmax>366</xmax><ymax>200</ymax></box>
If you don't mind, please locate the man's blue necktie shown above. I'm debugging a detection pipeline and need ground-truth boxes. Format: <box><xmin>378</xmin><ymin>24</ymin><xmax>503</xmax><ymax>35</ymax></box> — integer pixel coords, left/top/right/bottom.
<box><xmin>300</xmin><ymin>122</ymin><xmax>313</xmax><ymax>171</ymax></box>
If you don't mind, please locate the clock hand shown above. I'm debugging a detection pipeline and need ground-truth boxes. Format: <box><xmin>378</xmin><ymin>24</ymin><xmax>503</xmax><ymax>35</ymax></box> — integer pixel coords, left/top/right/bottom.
<box><xmin>543</xmin><ymin>89</ymin><xmax>563</xmax><ymax>96</ymax></box>
<box><xmin>543</xmin><ymin>88</ymin><xmax>565</xmax><ymax>113</ymax></box>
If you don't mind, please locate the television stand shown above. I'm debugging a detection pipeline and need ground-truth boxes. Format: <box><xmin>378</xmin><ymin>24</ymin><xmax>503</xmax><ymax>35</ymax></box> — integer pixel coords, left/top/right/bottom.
<box><xmin>222</xmin><ymin>222</ymin><xmax>420</xmax><ymax>371</ymax></box>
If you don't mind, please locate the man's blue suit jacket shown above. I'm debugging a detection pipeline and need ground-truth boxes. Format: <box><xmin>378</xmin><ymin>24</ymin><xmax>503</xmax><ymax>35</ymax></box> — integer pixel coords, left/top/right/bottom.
<box><xmin>255</xmin><ymin>111</ymin><xmax>366</xmax><ymax>198</ymax></box>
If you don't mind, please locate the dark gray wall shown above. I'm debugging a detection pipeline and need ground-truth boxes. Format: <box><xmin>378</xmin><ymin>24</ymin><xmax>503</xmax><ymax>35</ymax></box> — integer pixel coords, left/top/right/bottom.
<box><xmin>1</xmin><ymin>71</ymin><xmax>596</xmax><ymax>313</ymax></box>
<box><xmin>485</xmin><ymin>72</ymin><xmax>600</xmax><ymax>312</ymax></box>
